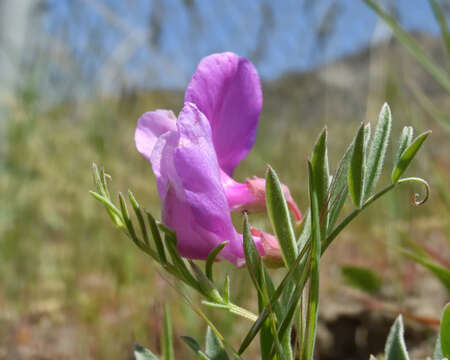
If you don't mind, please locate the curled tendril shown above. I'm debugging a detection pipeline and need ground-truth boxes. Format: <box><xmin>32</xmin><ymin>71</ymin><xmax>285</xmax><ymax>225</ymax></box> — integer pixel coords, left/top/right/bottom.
<box><xmin>397</xmin><ymin>177</ymin><xmax>430</xmax><ymax>206</ymax></box>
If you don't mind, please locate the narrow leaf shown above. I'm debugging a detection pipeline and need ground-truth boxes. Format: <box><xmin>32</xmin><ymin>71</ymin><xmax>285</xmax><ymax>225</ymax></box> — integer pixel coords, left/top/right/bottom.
<box><xmin>441</xmin><ymin>303</ymin><xmax>450</xmax><ymax>358</ymax></box>
<box><xmin>364</xmin><ymin>0</ymin><xmax>450</xmax><ymax>94</ymax></box>
<box><xmin>163</xmin><ymin>305</ymin><xmax>174</xmax><ymax>360</ymax></box>
<box><xmin>89</xmin><ymin>190</ymin><xmax>124</xmax><ymax>228</ymax></box>
<box><xmin>146</xmin><ymin>211</ymin><xmax>167</xmax><ymax>265</ymax></box>
<box><xmin>134</xmin><ymin>344</ymin><xmax>160</xmax><ymax>360</ymax></box>
<box><xmin>384</xmin><ymin>315</ymin><xmax>410</xmax><ymax>360</ymax></box>
<box><xmin>189</xmin><ymin>260</ymin><xmax>223</xmax><ymax>303</ymax></box>
<box><xmin>328</xmin><ymin>140</ymin><xmax>354</xmax><ymax>233</ymax></box>
<box><xmin>392</xmin><ymin>131</ymin><xmax>431</xmax><ymax>184</ymax></box>
<box><xmin>394</xmin><ymin>126</ymin><xmax>414</xmax><ymax>167</ymax></box>
<box><xmin>205</xmin><ymin>241</ymin><xmax>228</xmax><ymax>282</ymax></box>
<box><xmin>128</xmin><ymin>191</ymin><xmax>150</xmax><ymax>246</ymax></box>
<box><xmin>348</xmin><ymin>123</ymin><xmax>366</xmax><ymax>208</ymax></box>
<box><xmin>119</xmin><ymin>192</ymin><xmax>140</xmax><ymax>244</ymax></box>
<box><xmin>365</xmin><ymin>103</ymin><xmax>392</xmax><ymax>198</ymax></box>
<box><xmin>164</xmin><ymin>234</ymin><xmax>200</xmax><ymax>290</ymax></box>
<box><xmin>398</xmin><ymin>248</ymin><xmax>450</xmax><ymax>293</ymax></box>
<box><xmin>266</xmin><ymin>166</ymin><xmax>298</xmax><ymax>267</ymax></box>
<box><xmin>311</xmin><ymin>127</ymin><xmax>330</xmax><ymax>228</ymax></box>
<box><xmin>223</xmin><ymin>275</ymin><xmax>230</xmax><ymax>304</ymax></box>
<box><xmin>429</xmin><ymin>0</ymin><xmax>450</xmax><ymax>58</ymax></box>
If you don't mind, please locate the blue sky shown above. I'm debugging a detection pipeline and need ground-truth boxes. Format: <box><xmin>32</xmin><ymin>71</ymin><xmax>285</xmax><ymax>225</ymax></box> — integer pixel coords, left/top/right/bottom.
<box><xmin>43</xmin><ymin>0</ymin><xmax>444</xmax><ymax>90</ymax></box>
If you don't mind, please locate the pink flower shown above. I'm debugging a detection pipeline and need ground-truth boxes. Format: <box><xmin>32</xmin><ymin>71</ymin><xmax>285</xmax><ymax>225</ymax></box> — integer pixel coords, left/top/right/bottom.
<box><xmin>135</xmin><ymin>53</ymin><xmax>301</xmax><ymax>265</ymax></box>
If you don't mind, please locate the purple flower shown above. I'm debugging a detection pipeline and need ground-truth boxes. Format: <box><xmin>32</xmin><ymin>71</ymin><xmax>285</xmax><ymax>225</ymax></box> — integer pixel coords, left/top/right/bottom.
<box><xmin>135</xmin><ymin>52</ymin><xmax>301</xmax><ymax>265</ymax></box>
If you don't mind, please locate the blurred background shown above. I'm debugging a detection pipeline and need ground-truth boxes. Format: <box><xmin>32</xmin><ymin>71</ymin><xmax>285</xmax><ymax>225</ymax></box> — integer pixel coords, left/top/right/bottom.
<box><xmin>0</xmin><ymin>0</ymin><xmax>449</xmax><ymax>359</ymax></box>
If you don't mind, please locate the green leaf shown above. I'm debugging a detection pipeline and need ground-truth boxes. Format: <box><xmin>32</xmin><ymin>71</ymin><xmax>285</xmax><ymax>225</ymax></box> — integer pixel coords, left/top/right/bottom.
<box><xmin>364</xmin><ymin>103</ymin><xmax>392</xmax><ymax>199</ymax></box>
<box><xmin>205</xmin><ymin>326</ymin><xmax>229</xmax><ymax>360</ymax></box>
<box><xmin>181</xmin><ymin>336</ymin><xmax>210</xmax><ymax>360</ymax></box>
<box><xmin>145</xmin><ymin>211</ymin><xmax>167</xmax><ymax>265</ymax></box>
<box><xmin>162</xmin><ymin>305</ymin><xmax>174</xmax><ymax>360</ymax></box>
<box><xmin>394</xmin><ymin>126</ymin><xmax>414</xmax><ymax>167</ymax></box>
<box><xmin>242</xmin><ymin>214</ymin><xmax>263</xmax><ymax>291</ymax></box>
<box><xmin>341</xmin><ymin>265</ymin><xmax>382</xmax><ymax>294</ymax></box>
<box><xmin>441</xmin><ymin>303</ymin><xmax>450</xmax><ymax>358</ymax></box>
<box><xmin>89</xmin><ymin>190</ymin><xmax>124</xmax><ymax>228</ymax></box>
<box><xmin>266</xmin><ymin>166</ymin><xmax>298</xmax><ymax>267</ymax></box>
<box><xmin>205</xmin><ymin>241</ymin><xmax>228</xmax><ymax>282</ymax></box>
<box><xmin>328</xmin><ymin>140</ymin><xmax>353</xmax><ymax>234</ymax></box>
<box><xmin>391</xmin><ymin>131</ymin><xmax>431</xmax><ymax>184</ymax></box>
<box><xmin>119</xmin><ymin>192</ymin><xmax>140</xmax><ymax>246</ymax></box>
<box><xmin>348</xmin><ymin>123</ymin><xmax>367</xmax><ymax>208</ymax></box>
<box><xmin>189</xmin><ymin>260</ymin><xmax>223</xmax><ymax>303</ymax></box>
<box><xmin>297</xmin><ymin>210</ymin><xmax>311</xmax><ymax>252</ymax></box>
<box><xmin>302</xmin><ymin>161</ymin><xmax>322</xmax><ymax>360</ymax></box>
<box><xmin>128</xmin><ymin>191</ymin><xmax>150</xmax><ymax>246</ymax></box>
<box><xmin>134</xmin><ymin>344</ymin><xmax>160</xmax><ymax>360</ymax></box>
<box><xmin>164</xmin><ymin>233</ymin><xmax>200</xmax><ymax>290</ymax></box>
<box><xmin>384</xmin><ymin>315</ymin><xmax>410</xmax><ymax>360</ymax></box>
<box><xmin>364</xmin><ymin>0</ymin><xmax>450</xmax><ymax>94</ymax></box>
<box><xmin>311</xmin><ymin>127</ymin><xmax>330</xmax><ymax>228</ymax></box>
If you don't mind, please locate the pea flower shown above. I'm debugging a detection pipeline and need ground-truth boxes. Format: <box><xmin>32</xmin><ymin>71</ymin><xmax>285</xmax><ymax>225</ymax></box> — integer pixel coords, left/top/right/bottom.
<box><xmin>135</xmin><ymin>52</ymin><xmax>301</xmax><ymax>265</ymax></box>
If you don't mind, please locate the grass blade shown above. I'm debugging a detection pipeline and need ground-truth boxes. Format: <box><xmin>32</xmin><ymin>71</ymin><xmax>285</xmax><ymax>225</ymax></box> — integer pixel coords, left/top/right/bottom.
<box><xmin>429</xmin><ymin>0</ymin><xmax>450</xmax><ymax>58</ymax></box>
<box><xmin>364</xmin><ymin>103</ymin><xmax>392</xmax><ymax>199</ymax></box>
<box><xmin>391</xmin><ymin>131</ymin><xmax>431</xmax><ymax>184</ymax></box>
<box><xmin>364</xmin><ymin>0</ymin><xmax>450</xmax><ymax>94</ymax></box>
<box><xmin>348</xmin><ymin>123</ymin><xmax>367</xmax><ymax>208</ymax></box>
<box><xmin>266</xmin><ymin>166</ymin><xmax>298</xmax><ymax>267</ymax></box>
<box><xmin>398</xmin><ymin>248</ymin><xmax>450</xmax><ymax>293</ymax></box>
<box><xmin>163</xmin><ymin>305</ymin><xmax>174</xmax><ymax>360</ymax></box>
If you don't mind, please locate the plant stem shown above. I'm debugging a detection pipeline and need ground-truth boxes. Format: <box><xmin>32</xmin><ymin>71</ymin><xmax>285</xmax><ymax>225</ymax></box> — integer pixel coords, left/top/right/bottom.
<box><xmin>323</xmin><ymin>183</ymin><xmax>395</xmax><ymax>252</ymax></box>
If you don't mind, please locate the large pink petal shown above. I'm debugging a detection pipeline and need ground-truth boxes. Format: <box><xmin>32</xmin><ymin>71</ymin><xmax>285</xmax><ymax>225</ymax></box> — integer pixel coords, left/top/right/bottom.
<box><xmin>171</xmin><ymin>102</ymin><xmax>245</xmax><ymax>263</ymax></box>
<box><xmin>185</xmin><ymin>52</ymin><xmax>262</xmax><ymax>176</ymax></box>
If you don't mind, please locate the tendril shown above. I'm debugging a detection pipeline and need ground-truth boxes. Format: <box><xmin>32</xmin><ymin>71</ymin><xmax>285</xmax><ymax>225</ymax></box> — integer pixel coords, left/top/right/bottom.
<box><xmin>397</xmin><ymin>177</ymin><xmax>430</xmax><ymax>206</ymax></box>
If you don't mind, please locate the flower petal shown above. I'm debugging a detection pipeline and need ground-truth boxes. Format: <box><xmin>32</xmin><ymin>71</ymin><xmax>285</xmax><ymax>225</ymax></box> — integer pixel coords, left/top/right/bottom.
<box><xmin>185</xmin><ymin>52</ymin><xmax>262</xmax><ymax>176</ymax></box>
<box><xmin>135</xmin><ymin>110</ymin><xmax>177</xmax><ymax>162</ymax></box>
<box><xmin>162</xmin><ymin>102</ymin><xmax>245</xmax><ymax>264</ymax></box>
